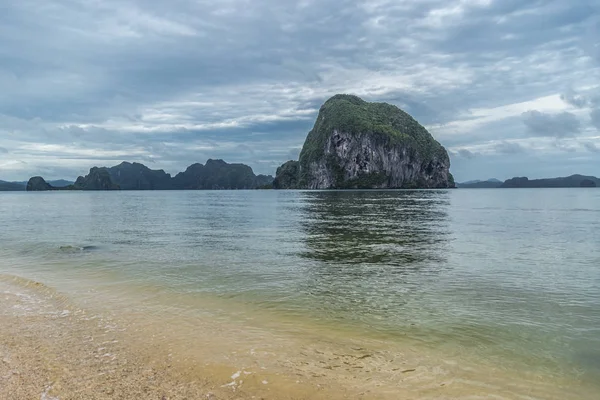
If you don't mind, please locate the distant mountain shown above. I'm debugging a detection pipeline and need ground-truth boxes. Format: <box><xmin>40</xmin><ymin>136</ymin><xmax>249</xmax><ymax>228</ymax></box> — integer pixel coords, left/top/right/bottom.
<box><xmin>48</xmin><ymin>179</ymin><xmax>74</xmax><ymax>187</ymax></box>
<box><xmin>0</xmin><ymin>180</ymin><xmax>26</xmax><ymax>191</ymax></box>
<box><xmin>74</xmin><ymin>167</ymin><xmax>120</xmax><ymax>190</ymax></box>
<box><xmin>107</xmin><ymin>162</ymin><xmax>172</xmax><ymax>190</ymax></box>
<box><xmin>172</xmin><ymin>159</ymin><xmax>262</xmax><ymax>189</ymax></box>
<box><xmin>27</xmin><ymin>169</ymin><xmax>118</xmax><ymax>191</ymax></box>
<box><xmin>458</xmin><ymin>178</ymin><xmax>502</xmax><ymax>188</ymax></box>
<box><xmin>255</xmin><ymin>174</ymin><xmax>274</xmax><ymax>188</ymax></box>
<box><xmin>501</xmin><ymin>175</ymin><xmax>599</xmax><ymax>188</ymax></box>
<box><xmin>26</xmin><ymin>177</ymin><xmax>56</xmax><ymax>191</ymax></box>
<box><xmin>24</xmin><ymin>160</ymin><xmax>274</xmax><ymax>191</ymax></box>
<box><xmin>457</xmin><ymin>176</ymin><xmax>599</xmax><ymax>189</ymax></box>
<box><xmin>1</xmin><ymin>179</ymin><xmax>74</xmax><ymax>191</ymax></box>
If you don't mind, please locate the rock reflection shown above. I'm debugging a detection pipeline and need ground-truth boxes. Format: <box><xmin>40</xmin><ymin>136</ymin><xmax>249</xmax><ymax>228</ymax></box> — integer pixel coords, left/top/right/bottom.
<box><xmin>292</xmin><ymin>190</ymin><xmax>453</xmax><ymax>327</ymax></box>
<box><xmin>299</xmin><ymin>190</ymin><xmax>451</xmax><ymax>267</ymax></box>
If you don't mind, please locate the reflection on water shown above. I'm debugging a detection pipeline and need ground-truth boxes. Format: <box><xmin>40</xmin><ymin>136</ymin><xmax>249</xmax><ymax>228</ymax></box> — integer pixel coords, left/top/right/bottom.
<box><xmin>299</xmin><ymin>190</ymin><xmax>451</xmax><ymax>266</ymax></box>
<box><xmin>294</xmin><ymin>191</ymin><xmax>453</xmax><ymax>329</ymax></box>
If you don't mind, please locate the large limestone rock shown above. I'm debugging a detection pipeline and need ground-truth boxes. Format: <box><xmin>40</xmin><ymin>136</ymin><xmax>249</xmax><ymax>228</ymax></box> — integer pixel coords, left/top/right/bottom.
<box><xmin>274</xmin><ymin>94</ymin><xmax>454</xmax><ymax>189</ymax></box>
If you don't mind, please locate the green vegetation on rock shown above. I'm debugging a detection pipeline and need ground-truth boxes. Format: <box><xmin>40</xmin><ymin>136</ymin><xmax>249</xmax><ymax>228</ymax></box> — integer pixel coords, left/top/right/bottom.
<box><xmin>272</xmin><ymin>160</ymin><xmax>300</xmax><ymax>189</ymax></box>
<box><xmin>299</xmin><ymin>94</ymin><xmax>447</xmax><ymax>173</ymax></box>
<box><xmin>276</xmin><ymin>94</ymin><xmax>453</xmax><ymax>189</ymax></box>
<box><xmin>107</xmin><ymin>162</ymin><xmax>172</xmax><ymax>190</ymax></box>
<box><xmin>73</xmin><ymin>167</ymin><xmax>120</xmax><ymax>190</ymax></box>
<box><xmin>172</xmin><ymin>159</ymin><xmax>265</xmax><ymax>189</ymax></box>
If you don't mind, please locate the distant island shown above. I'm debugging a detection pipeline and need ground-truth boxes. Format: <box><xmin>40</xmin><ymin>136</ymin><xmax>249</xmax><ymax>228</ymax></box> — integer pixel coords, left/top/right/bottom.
<box><xmin>273</xmin><ymin>94</ymin><xmax>454</xmax><ymax>189</ymax></box>
<box><xmin>4</xmin><ymin>172</ymin><xmax>596</xmax><ymax>191</ymax></box>
<box><xmin>456</xmin><ymin>179</ymin><xmax>502</xmax><ymax>188</ymax></box>
<box><xmin>0</xmin><ymin>179</ymin><xmax>74</xmax><ymax>191</ymax></box>
<box><xmin>19</xmin><ymin>159</ymin><xmax>274</xmax><ymax>191</ymax></box>
<box><xmin>458</xmin><ymin>175</ymin><xmax>598</xmax><ymax>188</ymax></box>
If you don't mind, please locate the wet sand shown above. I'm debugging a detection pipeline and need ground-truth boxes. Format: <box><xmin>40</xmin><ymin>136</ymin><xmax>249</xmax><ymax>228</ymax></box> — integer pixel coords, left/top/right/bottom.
<box><xmin>1</xmin><ymin>276</ymin><xmax>596</xmax><ymax>400</ymax></box>
<box><xmin>0</xmin><ymin>281</ymin><xmax>228</xmax><ymax>400</ymax></box>
<box><xmin>0</xmin><ymin>278</ymin><xmax>394</xmax><ymax>400</ymax></box>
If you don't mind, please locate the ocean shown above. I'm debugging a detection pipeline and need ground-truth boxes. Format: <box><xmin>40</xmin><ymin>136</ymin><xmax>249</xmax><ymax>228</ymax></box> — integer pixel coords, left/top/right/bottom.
<box><xmin>1</xmin><ymin>189</ymin><xmax>599</xmax><ymax>399</ymax></box>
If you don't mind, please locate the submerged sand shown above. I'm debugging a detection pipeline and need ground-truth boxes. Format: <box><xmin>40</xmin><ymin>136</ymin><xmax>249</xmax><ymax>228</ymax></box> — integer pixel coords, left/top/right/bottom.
<box><xmin>0</xmin><ymin>277</ymin><xmax>401</xmax><ymax>400</ymax></box>
<box><xmin>0</xmin><ymin>276</ymin><xmax>596</xmax><ymax>400</ymax></box>
<box><xmin>0</xmin><ymin>279</ymin><xmax>250</xmax><ymax>400</ymax></box>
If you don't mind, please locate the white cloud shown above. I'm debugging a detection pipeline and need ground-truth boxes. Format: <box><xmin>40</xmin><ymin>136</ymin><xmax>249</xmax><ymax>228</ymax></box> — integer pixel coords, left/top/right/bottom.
<box><xmin>429</xmin><ymin>95</ymin><xmax>573</xmax><ymax>138</ymax></box>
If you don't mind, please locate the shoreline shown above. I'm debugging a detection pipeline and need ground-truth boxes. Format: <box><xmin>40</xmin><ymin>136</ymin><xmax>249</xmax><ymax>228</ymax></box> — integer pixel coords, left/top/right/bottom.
<box><xmin>0</xmin><ymin>276</ymin><xmax>391</xmax><ymax>399</ymax></box>
<box><xmin>1</xmin><ymin>274</ymin><xmax>597</xmax><ymax>399</ymax></box>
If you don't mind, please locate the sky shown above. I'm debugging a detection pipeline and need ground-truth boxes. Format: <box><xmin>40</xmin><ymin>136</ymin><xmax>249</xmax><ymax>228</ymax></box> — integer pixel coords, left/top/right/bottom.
<box><xmin>0</xmin><ymin>0</ymin><xmax>599</xmax><ymax>182</ymax></box>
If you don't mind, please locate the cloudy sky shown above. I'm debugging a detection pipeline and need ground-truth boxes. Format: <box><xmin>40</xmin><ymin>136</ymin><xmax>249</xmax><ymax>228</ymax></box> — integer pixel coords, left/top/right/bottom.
<box><xmin>1</xmin><ymin>0</ymin><xmax>599</xmax><ymax>182</ymax></box>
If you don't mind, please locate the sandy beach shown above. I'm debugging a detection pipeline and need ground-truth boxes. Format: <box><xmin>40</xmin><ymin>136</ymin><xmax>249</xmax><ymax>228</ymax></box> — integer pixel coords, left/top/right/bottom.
<box><xmin>0</xmin><ymin>277</ymin><xmax>403</xmax><ymax>400</ymax></box>
<box><xmin>1</xmin><ymin>279</ymin><xmax>233</xmax><ymax>400</ymax></box>
<box><xmin>2</xmin><ymin>273</ymin><xmax>596</xmax><ymax>400</ymax></box>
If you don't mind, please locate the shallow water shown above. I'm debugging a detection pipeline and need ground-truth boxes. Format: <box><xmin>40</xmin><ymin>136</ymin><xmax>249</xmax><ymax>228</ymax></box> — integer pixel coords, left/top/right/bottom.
<box><xmin>1</xmin><ymin>189</ymin><xmax>599</xmax><ymax>398</ymax></box>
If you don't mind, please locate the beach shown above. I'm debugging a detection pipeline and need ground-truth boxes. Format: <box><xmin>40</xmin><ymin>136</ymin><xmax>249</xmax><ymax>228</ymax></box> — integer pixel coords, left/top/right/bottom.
<box><xmin>1</xmin><ymin>274</ymin><xmax>595</xmax><ymax>400</ymax></box>
<box><xmin>0</xmin><ymin>276</ymin><xmax>402</xmax><ymax>400</ymax></box>
<box><xmin>1</xmin><ymin>276</ymin><xmax>343</xmax><ymax>400</ymax></box>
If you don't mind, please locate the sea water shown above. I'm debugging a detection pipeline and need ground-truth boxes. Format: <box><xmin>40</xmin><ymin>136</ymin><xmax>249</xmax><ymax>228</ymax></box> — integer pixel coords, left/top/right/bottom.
<box><xmin>0</xmin><ymin>189</ymin><xmax>599</xmax><ymax>398</ymax></box>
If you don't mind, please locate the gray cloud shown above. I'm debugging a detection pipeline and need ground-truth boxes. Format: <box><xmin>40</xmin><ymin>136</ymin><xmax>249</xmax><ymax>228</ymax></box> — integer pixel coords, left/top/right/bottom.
<box><xmin>591</xmin><ymin>108</ymin><xmax>600</xmax><ymax>130</ymax></box>
<box><xmin>0</xmin><ymin>0</ymin><xmax>599</xmax><ymax>181</ymax></box>
<box><xmin>457</xmin><ymin>149</ymin><xmax>477</xmax><ymax>159</ymax></box>
<box><xmin>0</xmin><ymin>147</ymin><xmax>8</xmax><ymax>154</ymax></box>
<box><xmin>552</xmin><ymin>140</ymin><xmax>578</xmax><ymax>152</ymax></box>
<box><xmin>494</xmin><ymin>141</ymin><xmax>526</xmax><ymax>154</ymax></box>
<box><xmin>522</xmin><ymin>111</ymin><xmax>581</xmax><ymax>138</ymax></box>
<box><xmin>560</xmin><ymin>91</ymin><xmax>589</xmax><ymax>108</ymax></box>
<box><xmin>583</xmin><ymin>142</ymin><xmax>600</xmax><ymax>152</ymax></box>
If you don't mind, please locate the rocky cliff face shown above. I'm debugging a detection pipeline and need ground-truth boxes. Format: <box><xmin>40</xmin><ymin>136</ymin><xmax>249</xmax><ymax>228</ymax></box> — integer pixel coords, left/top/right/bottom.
<box><xmin>73</xmin><ymin>167</ymin><xmax>120</xmax><ymax>190</ymax></box>
<box><xmin>275</xmin><ymin>94</ymin><xmax>454</xmax><ymax>189</ymax></box>
<box><xmin>172</xmin><ymin>159</ymin><xmax>272</xmax><ymax>189</ymax></box>
<box><xmin>272</xmin><ymin>161</ymin><xmax>300</xmax><ymax>189</ymax></box>
<box><xmin>302</xmin><ymin>130</ymin><xmax>452</xmax><ymax>189</ymax></box>
<box><xmin>107</xmin><ymin>162</ymin><xmax>172</xmax><ymax>190</ymax></box>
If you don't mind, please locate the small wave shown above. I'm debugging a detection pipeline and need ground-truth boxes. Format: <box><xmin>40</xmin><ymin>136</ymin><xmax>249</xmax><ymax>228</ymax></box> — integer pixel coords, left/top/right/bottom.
<box><xmin>59</xmin><ymin>245</ymin><xmax>99</xmax><ymax>253</ymax></box>
<box><xmin>0</xmin><ymin>273</ymin><xmax>72</xmax><ymax>309</ymax></box>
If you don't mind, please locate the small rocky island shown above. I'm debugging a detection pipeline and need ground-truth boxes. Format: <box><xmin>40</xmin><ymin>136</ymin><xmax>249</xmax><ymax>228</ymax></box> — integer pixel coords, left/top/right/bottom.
<box><xmin>27</xmin><ymin>167</ymin><xmax>120</xmax><ymax>191</ymax></box>
<box><xmin>273</xmin><ymin>94</ymin><xmax>454</xmax><ymax>189</ymax></box>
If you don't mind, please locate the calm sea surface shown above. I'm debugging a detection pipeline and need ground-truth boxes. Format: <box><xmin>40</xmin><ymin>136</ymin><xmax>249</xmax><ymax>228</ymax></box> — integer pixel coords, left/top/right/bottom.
<box><xmin>1</xmin><ymin>189</ymin><xmax>599</xmax><ymax>396</ymax></box>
